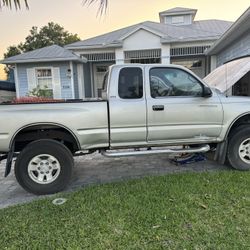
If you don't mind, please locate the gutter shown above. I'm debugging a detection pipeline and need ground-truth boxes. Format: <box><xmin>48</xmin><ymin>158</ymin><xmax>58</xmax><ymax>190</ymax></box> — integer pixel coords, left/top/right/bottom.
<box><xmin>65</xmin><ymin>43</ymin><xmax>123</xmax><ymax>51</ymax></box>
<box><xmin>0</xmin><ymin>57</ymin><xmax>87</xmax><ymax>65</ymax></box>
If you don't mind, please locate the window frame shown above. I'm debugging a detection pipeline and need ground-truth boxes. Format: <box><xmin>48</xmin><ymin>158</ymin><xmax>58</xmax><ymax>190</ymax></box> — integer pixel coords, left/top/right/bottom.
<box><xmin>149</xmin><ymin>67</ymin><xmax>206</xmax><ymax>99</ymax></box>
<box><xmin>118</xmin><ymin>67</ymin><xmax>144</xmax><ymax>100</ymax></box>
<box><xmin>35</xmin><ymin>67</ymin><xmax>53</xmax><ymax>88</ymax></box>
<box><xmin>35</xmin><ymin>67</ymin><xmax>54</xmax><ymax>98</ymax></box>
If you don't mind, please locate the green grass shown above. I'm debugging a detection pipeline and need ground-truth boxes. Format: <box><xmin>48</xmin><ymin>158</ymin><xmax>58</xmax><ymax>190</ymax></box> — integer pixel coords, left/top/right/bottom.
<box><xmin>0</xmin><ymin>171</ymin><xmax>249</xmax><ymax>250</ymax></box>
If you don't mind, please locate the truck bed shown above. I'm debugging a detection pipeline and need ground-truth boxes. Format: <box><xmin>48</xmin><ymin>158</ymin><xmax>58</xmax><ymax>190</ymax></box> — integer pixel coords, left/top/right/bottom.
<box><xmin>0</xmin><ymin>100</ymin><xmax>109</xmax><ymax>152</ymax></box>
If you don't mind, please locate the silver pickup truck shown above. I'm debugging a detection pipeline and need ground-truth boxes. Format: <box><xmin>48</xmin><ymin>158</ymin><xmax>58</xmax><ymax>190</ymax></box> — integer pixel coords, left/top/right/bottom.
<box><xmin>1</xmin><ymin>64</ymin><xmax>250</xmax><ymax>195</ymax></box>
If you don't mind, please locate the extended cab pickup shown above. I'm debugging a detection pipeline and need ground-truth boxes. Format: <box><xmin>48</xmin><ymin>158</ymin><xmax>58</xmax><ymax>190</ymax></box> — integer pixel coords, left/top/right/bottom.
<box><xmin>1</xmin><ymin>64</ymin><xmax>250</xmax><ymax>195</ymax></box>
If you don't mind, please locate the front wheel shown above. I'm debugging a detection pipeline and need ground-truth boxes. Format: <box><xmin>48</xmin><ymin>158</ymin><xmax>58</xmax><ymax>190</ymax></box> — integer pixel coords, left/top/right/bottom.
<box><xmin>227</xmin><ymin>126</ymin><xmax>250</xmax><ymax>171</ymax></box>
<box><xmin>15</xmin><ymin>139</ymin><xmax>74</xmax><ymax>195</ymax></box>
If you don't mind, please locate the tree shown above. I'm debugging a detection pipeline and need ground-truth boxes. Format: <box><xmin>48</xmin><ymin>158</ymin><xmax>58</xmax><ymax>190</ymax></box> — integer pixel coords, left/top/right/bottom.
<box><xmin>3</xmin><ymin>22</ymin><xmax>80</xmax><ymax>78</ymax></box>
<box><xmin>19</xmin><ymin>22</ymin><xmax>80</xmax><ymax>52</ymax></box>
<box><xmin>3</xmin><ymin>46</ymin><xmax>21</xmax><ymax>80</ymax></box>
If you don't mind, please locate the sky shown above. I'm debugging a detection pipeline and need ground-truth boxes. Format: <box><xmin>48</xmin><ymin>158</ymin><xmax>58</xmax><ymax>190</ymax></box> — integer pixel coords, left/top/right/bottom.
<box><xmin>0</xmin><ymin>0</ymin><xmax>249</xmax><ymax>80</ymax></box>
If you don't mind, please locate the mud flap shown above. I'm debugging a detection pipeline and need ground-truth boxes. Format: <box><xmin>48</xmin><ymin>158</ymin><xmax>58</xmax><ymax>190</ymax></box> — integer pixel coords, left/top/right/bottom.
<box><xmin>214</xmin><ymin>140</ymin><xmax>228</xmax><ymax>165</ymax></box>
<box><xmin>5</xmin><ymin>143</ymin><xmax>15</xmax><ymax>177</ymax></box>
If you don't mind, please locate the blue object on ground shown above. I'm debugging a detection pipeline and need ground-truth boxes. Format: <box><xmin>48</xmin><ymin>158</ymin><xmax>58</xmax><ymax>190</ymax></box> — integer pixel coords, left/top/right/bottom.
<box><xmin>171</xmin><ymin>153</ymin><xmax>206</xmax><ymax>166</ymax></box>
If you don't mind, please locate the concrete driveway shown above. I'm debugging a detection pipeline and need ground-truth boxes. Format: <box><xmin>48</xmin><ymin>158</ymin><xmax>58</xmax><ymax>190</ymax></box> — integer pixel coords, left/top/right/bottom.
<box><xmin>0</xmin><ymin>153</ymin><xmax>229</xmax><ymax>209</ymax></box>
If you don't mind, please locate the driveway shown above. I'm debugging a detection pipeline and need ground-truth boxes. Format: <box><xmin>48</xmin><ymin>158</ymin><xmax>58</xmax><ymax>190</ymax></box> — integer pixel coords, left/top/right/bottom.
<box><xmin>0</xmin><ymin>153</ymin><xmax>229</xmax><ymax>209</ymax></box>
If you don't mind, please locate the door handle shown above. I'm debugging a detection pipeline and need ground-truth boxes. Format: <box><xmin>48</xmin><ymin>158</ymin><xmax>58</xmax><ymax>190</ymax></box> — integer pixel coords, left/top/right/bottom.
<box><xmin>152</xmin><ymin>105</ymin><xmax>164</xmax><ymax>111</ymax></box>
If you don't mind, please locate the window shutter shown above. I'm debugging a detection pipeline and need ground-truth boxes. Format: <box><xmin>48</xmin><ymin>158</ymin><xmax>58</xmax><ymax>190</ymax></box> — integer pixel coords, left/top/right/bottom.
<box><xmin>27</xmin><ymin>68</ymin><xmax>37</xmax><ymax>93</ymax></box>
<box><xmin>52</xmin><ymin>67</ymin><xmax>61</xmax><ymax>99</ymax></box>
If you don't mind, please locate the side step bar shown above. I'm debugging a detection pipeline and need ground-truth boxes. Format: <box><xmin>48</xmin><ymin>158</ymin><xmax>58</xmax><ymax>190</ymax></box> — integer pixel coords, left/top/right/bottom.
<box><xmin>101</xmin><ymin>145</ymin><xmax>210</xmax><ymax>158</ymax></box>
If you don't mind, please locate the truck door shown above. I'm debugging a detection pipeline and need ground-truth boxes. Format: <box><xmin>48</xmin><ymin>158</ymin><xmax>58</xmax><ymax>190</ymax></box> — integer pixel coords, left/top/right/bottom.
<box><xmin>109</xmin><ymin>66</ymin><xmax>147</xmax><ymax>147</ymax></box>
<box><xmin>146</xmin><ymin>66</ymin><xmax>223</xmax><ymax>143</ymax></box>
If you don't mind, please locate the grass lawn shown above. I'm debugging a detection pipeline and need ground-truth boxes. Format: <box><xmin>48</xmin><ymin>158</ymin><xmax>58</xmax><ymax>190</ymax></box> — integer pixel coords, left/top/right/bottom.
<box><xmin>0</xmin><ymin>171</ymin><xmax>249</xmax><ymax>250</ymax></box>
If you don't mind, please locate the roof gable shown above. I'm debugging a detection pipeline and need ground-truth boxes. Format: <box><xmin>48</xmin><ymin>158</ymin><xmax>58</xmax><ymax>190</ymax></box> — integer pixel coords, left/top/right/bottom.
<box><xmin>119</xmin><ymin>25</ymin><xmax>165</xmax><ymax>41</ymax></box>
<box><xmin>159</xmin><ymin>7</ymin><xmax>197</xmax><ymax>15</ymax></box>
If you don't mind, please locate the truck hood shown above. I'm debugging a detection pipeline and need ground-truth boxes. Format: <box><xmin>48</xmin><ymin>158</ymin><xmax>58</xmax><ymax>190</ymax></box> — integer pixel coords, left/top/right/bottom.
<box><xmin>204</xmin><ymin>57</ymin><xmax>250</xmax><ymax>92</ymax></box>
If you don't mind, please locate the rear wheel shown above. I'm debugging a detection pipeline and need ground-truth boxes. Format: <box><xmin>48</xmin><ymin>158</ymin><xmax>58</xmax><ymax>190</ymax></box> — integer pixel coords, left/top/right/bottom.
<box><xmin>227</xmin><ymin>126</ymin><xmax>250</xmax><ymax>171</ymax></box>
<box><xmin>15</xmin><ymin>139</ymin><xmax>74</xmax><ymax>195</ymax></box>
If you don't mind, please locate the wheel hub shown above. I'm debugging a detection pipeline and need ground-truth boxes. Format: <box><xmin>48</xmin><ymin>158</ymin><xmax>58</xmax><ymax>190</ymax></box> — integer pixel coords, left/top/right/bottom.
<box><xmin>28</xmin><ymin>154</ymin><xmax>61</xmax><ymax>185</ymax></box>
<box><xmin>238</xmin><ymin>138</ymin><xmax>250</xmax><ymax>164</ymax></box>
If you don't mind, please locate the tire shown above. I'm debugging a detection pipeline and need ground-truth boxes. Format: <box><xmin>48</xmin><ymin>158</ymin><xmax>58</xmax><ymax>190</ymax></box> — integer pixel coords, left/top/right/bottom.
<box><xmin>227</xmin><ymin>126</ymin><xmax>250</xmax><ymax>171</ymax></box>
<box><xmin>15</xmin><ymin>139</ymin><xmax>74</xmax><ymax>195</ymax></box>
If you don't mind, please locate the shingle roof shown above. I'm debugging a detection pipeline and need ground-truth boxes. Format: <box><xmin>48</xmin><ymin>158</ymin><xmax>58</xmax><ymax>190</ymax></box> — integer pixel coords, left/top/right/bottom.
<box><xmin>1</xmin><ymin>45</ymin><xmax>86</xmax><ymax>64</ymax></box>
<box><xmin>159</xmin><ymin>7</ymin><xmax>197</xmax><ymax>15</ymax></box>
<box><xmin>66</xmin><ymin>20</ymin><xmax>233</xmax><ymax>49</ymax></box>
<box><xmin>207</xmin><ymin>7</ymin><xmax>250</xmax><ymax>55</ymax></box>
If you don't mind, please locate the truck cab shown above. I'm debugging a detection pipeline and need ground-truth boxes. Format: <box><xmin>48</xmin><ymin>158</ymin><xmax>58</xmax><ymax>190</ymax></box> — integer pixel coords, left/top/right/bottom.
<box><xmin>105</xmin><ymin>64</ymin><xmax>222</xmax><ymax>148</ymax></box>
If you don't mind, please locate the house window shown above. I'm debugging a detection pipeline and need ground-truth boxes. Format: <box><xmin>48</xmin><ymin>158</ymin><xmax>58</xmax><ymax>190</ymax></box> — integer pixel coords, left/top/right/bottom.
<box><xmin>171</xmin><ymin>16</ymin><xmax>184</xmax><ymax>24</ymax></box>
<box><xmin>124</xmin><ymin>49</ymin><xmax>161</xmax><ymax>64</ymax></box>
<box><xmin>130</xmin><ymin>58</ymin><xmax>161</xmax><ymax>64</ymax></box>
<box><xmin>171</xmin><ymin>59</ymin><xmax>203</xmax><ymax>69</ymax></box>
<box><xmin>36</xmin><ymin>68</ymin><xmax>53</xmax><ymax>97</ymax></box>
<box><xmin>171</xmin><ymin>58</ymin><xmax>206</xmax><ymax>78</ymax></box>
<box><xmin>96</xmin><ymin>66</ymin><xmax>108</xmax><ymax>73</ymax></box>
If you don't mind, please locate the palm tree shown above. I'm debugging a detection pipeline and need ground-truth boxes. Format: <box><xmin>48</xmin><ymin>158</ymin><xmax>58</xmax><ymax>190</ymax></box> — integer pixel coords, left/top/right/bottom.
<box><xmin>0</xmin><ymin>0</ymin><xmax>29</xmax><ymax>9</ymax></box>
<box><xmin>0</xmin><ymin>0</ymin><xmax>108</xmax><ymax>16</ymax></box>
<box><xmin>83</xmin><ymin>0</ymin><xmax>108</xmax><ymax>16</ymax></box>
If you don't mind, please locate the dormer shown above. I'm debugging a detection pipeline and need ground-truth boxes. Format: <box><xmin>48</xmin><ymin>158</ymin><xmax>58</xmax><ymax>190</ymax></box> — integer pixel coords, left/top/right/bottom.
<box><xmin>159</xmin><ymin>7</ymin><xmax>197</xmax><ymax>25</ymax></box>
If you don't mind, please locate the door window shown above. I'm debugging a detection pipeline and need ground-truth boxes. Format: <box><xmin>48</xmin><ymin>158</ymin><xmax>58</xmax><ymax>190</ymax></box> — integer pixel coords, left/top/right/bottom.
<box><xmin>150</xmin><ymin>68</ymin><xmax>203</xmax><ymax>98</ymax></box>
<box><xmin>118</xmin><ymin>67</ymin><xmax>143</xmax><ymax>99</ymax></box>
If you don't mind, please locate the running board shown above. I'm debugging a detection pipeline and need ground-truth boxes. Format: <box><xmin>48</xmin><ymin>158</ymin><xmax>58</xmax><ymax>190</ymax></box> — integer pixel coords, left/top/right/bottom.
<box><xmin>101</xmin><ymin>145</ymin><xmax>210</xmax><ymax>158</ymax></box>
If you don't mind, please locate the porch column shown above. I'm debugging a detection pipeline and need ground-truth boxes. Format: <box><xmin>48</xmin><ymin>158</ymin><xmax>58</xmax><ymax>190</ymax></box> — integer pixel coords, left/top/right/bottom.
<box><xmin>77</xmin><ymin>63</ymin><xmax>85</xmax><ymax>99</ymax></box>
<box><xmin>161</xmin><ymin>44</ymin><xmax>170</xmax><ymax>64</ymax></box>
<box><xmin>14</xmin><ymin>64</ymin><xmax>20</xmax><ymax>98</ymax></box>
<box><xmin>115</xmin><ymin>48</ymin><xmax>124</xmax><ymax>64</ymax></box>
<box><xmin>70</xmin><ymin>61</ymin><xmax>75</xmax><ymax>99</ymax></box>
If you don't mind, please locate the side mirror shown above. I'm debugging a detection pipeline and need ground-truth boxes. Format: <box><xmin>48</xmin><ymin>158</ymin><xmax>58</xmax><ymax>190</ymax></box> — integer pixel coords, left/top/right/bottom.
<box><xmin>203</xmin><ymin>86</ymin><xmax>213</xmax><ymax>98</ymax></box>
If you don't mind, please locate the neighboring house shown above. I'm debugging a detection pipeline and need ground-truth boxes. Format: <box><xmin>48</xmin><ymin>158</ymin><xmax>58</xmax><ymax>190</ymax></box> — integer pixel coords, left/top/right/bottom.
<box><xmin>206</xmin><ymin>6</ymin><xmax>250</xmax><ymax>96</ymax></box>
<box><xmin>1</xmin><ymin>45</ymin><xmax>86</xmax><ymax>99</ymax></box>
<box><xmin>1</xmin><ymin>7</ymin><xmax>232</xmax><ymax>99</ymax></box>
<box><xmin>0</xmin><ymin>80</ymin><xmax>16</xmax><ymax>103</ymax></box>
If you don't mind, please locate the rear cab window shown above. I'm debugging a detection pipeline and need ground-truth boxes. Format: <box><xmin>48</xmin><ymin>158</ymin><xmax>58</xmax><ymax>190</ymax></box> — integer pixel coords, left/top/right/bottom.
<box><xmin>118</xmin><ymin>67</ymin><xmax>143</xmax><ymax>99</ymax></box>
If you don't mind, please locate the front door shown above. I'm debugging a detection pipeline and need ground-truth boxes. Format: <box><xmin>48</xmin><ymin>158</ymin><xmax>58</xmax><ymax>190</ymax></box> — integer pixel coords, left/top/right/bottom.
<box><xmin>146</xmin><ymin>66</ymin><xmax>223</xmax><ymax>144</ymax></box>
<box><xmin>93</xmin><ymin>64</ymin><xmax>112</xmax><ymax>97</ymax></box>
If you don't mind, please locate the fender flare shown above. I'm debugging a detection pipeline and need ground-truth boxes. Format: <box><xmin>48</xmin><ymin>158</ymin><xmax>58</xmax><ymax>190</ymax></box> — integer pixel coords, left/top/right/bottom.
<box><xmin>9</xmin><ymin>122</ymin><xmax>81</xmax><ymax>151</ymax></box>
